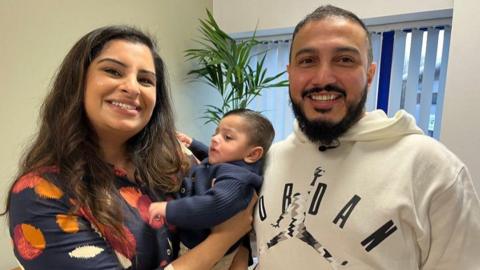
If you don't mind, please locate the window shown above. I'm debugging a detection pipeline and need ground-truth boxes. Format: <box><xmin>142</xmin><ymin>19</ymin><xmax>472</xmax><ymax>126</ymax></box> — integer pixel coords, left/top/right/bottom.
<box><xmin>248</xmin><ymin>40</ymin><xmax>292</xmax><ymax>141</ymax></box>
<box><xmin>371</xmin><ymin>27</ymin><xmax>451</xmax><ymax>138</ymax></box>
<box><xmin>248</xmin><ymin>21</ymin><xmax>451</xmax><ymax>141</ymax></box>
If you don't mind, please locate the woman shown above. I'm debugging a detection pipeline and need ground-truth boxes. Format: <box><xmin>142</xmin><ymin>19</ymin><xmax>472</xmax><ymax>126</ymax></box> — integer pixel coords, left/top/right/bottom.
<box><xmin>2</xmin><ymin>25</ymin><xmax>254</xmax><ymax>270</ymax></box>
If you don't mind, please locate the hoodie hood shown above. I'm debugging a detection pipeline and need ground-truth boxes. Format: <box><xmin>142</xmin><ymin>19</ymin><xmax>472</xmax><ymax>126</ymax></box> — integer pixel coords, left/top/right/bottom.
<box><xmin>293</xmin><ymin>110</ymin><xmax>423</xmax><ymax>144</ymax></box>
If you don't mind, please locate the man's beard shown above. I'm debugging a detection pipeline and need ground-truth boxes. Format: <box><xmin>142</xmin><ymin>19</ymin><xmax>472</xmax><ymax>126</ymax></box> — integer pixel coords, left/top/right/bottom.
<box><xmin>290</xmin><ymin>84</ymin><xmax>368</xmax><ymax>145</ymax></box>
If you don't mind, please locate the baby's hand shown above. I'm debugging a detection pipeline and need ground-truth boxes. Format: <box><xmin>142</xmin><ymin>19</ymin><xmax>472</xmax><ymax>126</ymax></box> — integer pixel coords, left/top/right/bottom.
<box><xmin>176</xmin><ymin>132</ymin><xmax>193</xmax><ymax>147</ymax></box>
<box><xmin>149</xmin><ymin>202</ymin><xmax>167</xmax><ymax>227</ymax></box>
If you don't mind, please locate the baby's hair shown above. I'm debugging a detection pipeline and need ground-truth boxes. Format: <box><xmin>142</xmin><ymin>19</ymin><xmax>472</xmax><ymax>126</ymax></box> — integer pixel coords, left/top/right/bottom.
<box><xmin>223</xmin><ymin>109</ymin><xmax>275</xmax><ymax>154</ymax></box>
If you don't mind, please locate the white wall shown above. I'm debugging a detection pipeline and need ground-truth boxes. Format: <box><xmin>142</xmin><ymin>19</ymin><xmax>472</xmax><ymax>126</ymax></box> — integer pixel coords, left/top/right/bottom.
<box><xmin>440</xmin><ymin>0</ymin><xmax>480</xmax><ymax>191</ymax></box>
<box><xmin>213</xmin><ymin>0</ymin><xmax>452</xmax><ymax>34</ymax></box>
<box><xmin>213</xmin><ymin>0</ymin><xmax>480</xmax><ymax>189</ymax></box>
<box><xmin>0</xmin><ymin>0</ymin><xmax>213</xmax><ymax>268</ymax></box>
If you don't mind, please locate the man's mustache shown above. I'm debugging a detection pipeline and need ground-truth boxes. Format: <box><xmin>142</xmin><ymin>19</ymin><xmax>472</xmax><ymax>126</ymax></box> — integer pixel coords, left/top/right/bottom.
<box><xmin>302</xmin><ymin>85</ymin><xmax>346</xmax><ymax>98</ymax></box>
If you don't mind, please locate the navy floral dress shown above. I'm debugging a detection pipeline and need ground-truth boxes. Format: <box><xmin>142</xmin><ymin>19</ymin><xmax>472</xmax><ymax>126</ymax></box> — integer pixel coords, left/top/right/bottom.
<box><xmin>8</xmin><ymin>166</ymin><xmax>179</xmax><ymax>270</ymax></box>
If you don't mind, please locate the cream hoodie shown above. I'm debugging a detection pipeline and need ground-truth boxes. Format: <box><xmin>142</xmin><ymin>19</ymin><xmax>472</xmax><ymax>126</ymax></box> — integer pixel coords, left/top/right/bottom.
<box><xmin>254</xmin><ymin>110</ymin><xmax>480</xmax><ymax>270</ymax></box>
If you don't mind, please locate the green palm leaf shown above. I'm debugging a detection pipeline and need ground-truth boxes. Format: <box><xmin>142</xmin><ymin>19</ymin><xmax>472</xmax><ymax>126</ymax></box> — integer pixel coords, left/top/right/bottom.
<box><xmin>186</xmin><ymin>9</ymin><xmax>288</xmax><ymax>124</ymax></box>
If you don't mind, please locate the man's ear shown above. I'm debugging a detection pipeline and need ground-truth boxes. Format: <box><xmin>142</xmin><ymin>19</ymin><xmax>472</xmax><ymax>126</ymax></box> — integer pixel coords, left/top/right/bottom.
<box><xmin>244</xmin><ymin>146</ymin><xmax>264</xmax><ymax>163</ymax></box>
<box><xmin>367</xmin><ymin>62</ymin><xmax>377</xmax><ymax>88</ymax></box>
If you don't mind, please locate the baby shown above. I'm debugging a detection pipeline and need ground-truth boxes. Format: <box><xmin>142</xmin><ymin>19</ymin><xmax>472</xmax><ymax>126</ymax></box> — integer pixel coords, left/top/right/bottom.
<box><xmin>149</xmin><ymin>108</ymin><xmax>274</xmax><ymax>269</ymax></box>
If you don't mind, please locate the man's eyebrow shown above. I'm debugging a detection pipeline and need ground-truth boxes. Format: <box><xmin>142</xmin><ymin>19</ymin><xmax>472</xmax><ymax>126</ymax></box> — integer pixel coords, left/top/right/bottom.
<box><xmin>334</xmin><ymin>46</ymin><xmax>361</xmax><ymax>55</ymax></box>
<box><xmin>293</xmin><ymin>47</ymin><xmax>317</xmax><ymax>58</ymax></box>
<box><xmin>97</xmin><ymin>58</ymin><xmax>156</xmax><ymax>76</ymax></box>
<box><xmin>293</xmin><ymin>46</ymin><xmax>361</xmax><ymax>58</ymax></box>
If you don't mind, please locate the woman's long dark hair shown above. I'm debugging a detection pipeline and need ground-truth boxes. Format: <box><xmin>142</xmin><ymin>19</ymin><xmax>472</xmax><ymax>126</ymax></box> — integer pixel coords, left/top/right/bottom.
<box><xmin>2</xmin><ymin>25</ymin><xmax>188</xmax><ymax>240</ymax></box>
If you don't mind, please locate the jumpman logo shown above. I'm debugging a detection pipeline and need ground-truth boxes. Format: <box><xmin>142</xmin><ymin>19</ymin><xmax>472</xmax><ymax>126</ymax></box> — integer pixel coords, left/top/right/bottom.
<box><xmin>260</xmin><ymin>167</ymin><xmax>348</xmax><ymax>269</ymax></box>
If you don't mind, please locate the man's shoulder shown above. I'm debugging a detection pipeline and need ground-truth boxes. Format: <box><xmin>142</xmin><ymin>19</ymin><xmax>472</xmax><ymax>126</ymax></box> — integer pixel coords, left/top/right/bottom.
<box><xmin>401</xmin><ymin>133</ymin><xmax>460</xmax><ymax>159</ymax></box>
<box><xmin>398</xmin><ymin>133</ymin><xmax>467</xmax><ymax>175</ymax></box>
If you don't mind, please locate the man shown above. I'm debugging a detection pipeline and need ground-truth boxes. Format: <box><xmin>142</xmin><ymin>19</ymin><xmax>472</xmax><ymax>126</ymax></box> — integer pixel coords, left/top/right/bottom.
<box><xmin>254</xmin><ymin>5</ymin><xmax>480</xmax><ymax>269</ymax></box>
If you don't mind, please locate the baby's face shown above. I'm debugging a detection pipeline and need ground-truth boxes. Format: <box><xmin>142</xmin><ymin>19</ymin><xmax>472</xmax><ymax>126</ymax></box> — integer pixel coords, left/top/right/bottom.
<box><xmin>208</xmin><ymin>115</ymin><xmax>254</xmax><ymax>164</ymax></box>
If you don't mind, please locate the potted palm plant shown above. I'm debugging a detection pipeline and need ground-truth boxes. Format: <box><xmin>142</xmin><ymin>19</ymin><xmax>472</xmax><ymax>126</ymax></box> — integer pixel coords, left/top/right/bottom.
<box><xmin>185</xmin><ymin>9</ymin><xmax>289</xmax><ymax>124</ymax></box>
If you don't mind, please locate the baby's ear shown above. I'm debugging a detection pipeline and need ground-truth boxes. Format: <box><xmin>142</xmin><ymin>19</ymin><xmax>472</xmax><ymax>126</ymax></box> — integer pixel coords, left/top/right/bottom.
<box><xmin>244</xmin><ymin>146</ymin><xmax>264</xmax><ymax>163</ymax></box>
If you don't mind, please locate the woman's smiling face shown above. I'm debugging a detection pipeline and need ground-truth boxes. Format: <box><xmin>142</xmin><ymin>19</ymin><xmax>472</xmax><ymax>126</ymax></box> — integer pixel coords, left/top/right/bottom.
<box><xmin>83</xmin><ymin>39</ymin><xmax>157</xmax><ymax>143</ymax></box>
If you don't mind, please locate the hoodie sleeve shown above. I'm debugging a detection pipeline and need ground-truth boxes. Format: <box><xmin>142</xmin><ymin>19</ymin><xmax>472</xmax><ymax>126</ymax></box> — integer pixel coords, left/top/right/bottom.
<box><xmin>421</xmin><ymin>167</ymin><xmax>480</xmax><ymax>269</ymax></box>
<box><xmin>166</xmin><ymin>164</ymin><xmax>261</xmax><ymax>229</ymax></box>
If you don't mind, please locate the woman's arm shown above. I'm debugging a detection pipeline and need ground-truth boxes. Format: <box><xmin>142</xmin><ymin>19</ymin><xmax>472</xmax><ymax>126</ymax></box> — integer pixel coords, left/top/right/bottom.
<box><xmin>167</xmin><ymin>194</ymin><xmax>257</xmax><ymax>270</ymax></box>
<box><xmin>228</xmin><ymin>245</ymin><xmax>249</xmax><ymax>270</ymax></box>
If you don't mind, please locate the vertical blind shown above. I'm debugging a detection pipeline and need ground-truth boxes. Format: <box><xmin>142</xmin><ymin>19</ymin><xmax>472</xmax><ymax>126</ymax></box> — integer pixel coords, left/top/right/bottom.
<box><xmin>373</xmin><ymin>27</ymin><xmax>451</xmax><ymax>138</ymax></box>
<box><xmin>248</xmin><ymin>25</ymin><xmax>451</xmax><ymax>141</ymax></box>
<box><xmin>248</xmin><ymin>40</ymin><xmax>293</xmax><ymax>141</ymax></box>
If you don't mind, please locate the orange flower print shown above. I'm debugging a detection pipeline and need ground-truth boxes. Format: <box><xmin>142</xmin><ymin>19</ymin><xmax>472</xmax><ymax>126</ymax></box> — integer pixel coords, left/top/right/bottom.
<box><xmin>13</xmin><ymin>224</ymin><xmax>46</xmax><ymax>260</ymax></box>
<box><xmin>119</xmin><ymin>187</ymin><xmax>142</xmax><ymax>208</ymax></box>
<box><xmin>34</xmin><ymin>178</ymin><xmax>63</xmax><ymax>199</ymax></box>
<box><xmin>12</xmin><ymin>173</ymin><xmax>42</xmax><ymax>194</ymax></box>
<box><xmin>56</xmin><ymin>214</ymin><xmax>80</xmax><ymax>233</ymax></box>
<box><xmin>120</xmin><ymin>187</ymin><xmax>162</xmax><ymax>228</ymax></box>
<box><xmin>13</xmin><ymin>173</ymin><xmax>63</xmax><ymax>200</ymax></box>
<box><xmin>12</xmin><ymin>167</ymin><xmax>60</xmax><ymax>194</ymax></box>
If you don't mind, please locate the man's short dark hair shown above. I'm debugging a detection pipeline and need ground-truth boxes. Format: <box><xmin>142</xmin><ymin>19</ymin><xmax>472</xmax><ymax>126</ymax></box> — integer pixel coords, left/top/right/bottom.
<box><xmin>290</xmin><ymin>5</ymin><xmax>373</xmax><ymax>63</ymax></box>
<box><xmin>223</xmin><ymin>108</ymin><xmax>275</xmax><ymax>153</ymax></box>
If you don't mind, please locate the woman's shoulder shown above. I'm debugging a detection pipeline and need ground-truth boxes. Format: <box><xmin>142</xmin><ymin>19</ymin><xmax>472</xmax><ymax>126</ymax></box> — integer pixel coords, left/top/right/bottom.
<box><xmin>9</xmin><ymin>166</ymin><xmax>72</xmax><ymax>224</ymax></box>
<box><xmin>10</xmin><ymin>166</ymin><xmax>65</xmax><ymax>201</ymax></box>
<box><xmin>8</xmin><ymin>166</ymin><xmax>130</xmax><ymax>269</ymax></box>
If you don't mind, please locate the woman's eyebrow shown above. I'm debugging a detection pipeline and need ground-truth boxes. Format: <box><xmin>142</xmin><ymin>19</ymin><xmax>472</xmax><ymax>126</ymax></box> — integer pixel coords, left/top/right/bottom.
<box><xmin>97</xmin><ymin>58</ymin><xmax>156</xmax><ymax>76</ymax></box>
<box><xmin>97</xmin><ymin>57</ymin><xmax>127</xmax><ymax>67</ymax></box>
